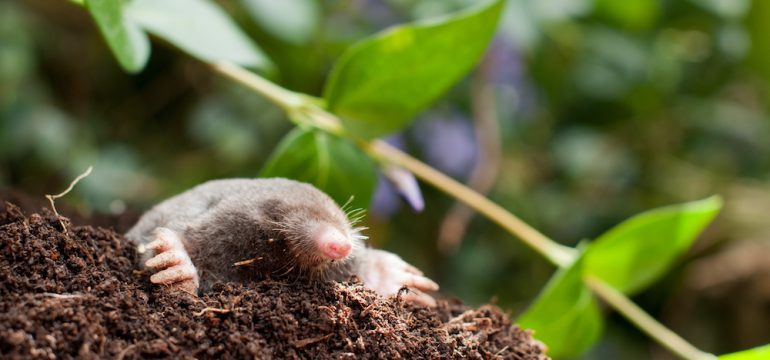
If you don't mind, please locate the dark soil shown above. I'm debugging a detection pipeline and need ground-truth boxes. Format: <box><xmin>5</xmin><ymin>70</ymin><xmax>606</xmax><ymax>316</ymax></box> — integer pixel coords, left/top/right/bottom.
<box><xmin>0</xmin><ymin>197</ymin><xmax>549</xmax><ymax>359</ymax></box>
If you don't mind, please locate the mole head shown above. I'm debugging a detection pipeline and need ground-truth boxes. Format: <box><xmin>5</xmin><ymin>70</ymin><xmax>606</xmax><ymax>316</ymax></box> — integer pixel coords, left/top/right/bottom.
<box><xmin>260</xmin><ymin>180</ymin><xmax>365</xmax><ymax>272</ymax></box>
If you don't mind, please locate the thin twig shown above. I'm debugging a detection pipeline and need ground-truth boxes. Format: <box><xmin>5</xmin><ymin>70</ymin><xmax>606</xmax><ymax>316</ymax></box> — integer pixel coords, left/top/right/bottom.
<box><xmin>45</xmin><ymin>165</ymin><xmax>93</xmax><ymax>235</ymax></box>
<box><xmin>178</xmin><ymin>288</ymin><xmax>203</xmax><ymax>301</ymax></box>
<box><xmin>116</xmin><ymin>344</ymin><xmax>137</xmax><ymax>360</ymax></box>
<box><xmin>292</xmin><ymin>334</ymin><xmax>333</xmax><ymax>348</ymax></box>
<box><xmin>39</xmin><ymin>292</ymin><xmax>84</xmax><ymax>299</ymax></box>
<box><xmin>446</xmin><ymin>309</ymin><xmax>476</xmax><ymax>325</ymax></box>
<box><xmin>233</xmin><ymin>257</ymin><xmax>263</xmax><ymax>267</ymax></box>
<box><xmin>194</xmin><ymin>306</ymin><xmax>244</xmax><ymax>316</ymax></box>
<box><xmin>493</xmin><ymin>345</ymin><xmax>509</xmax><ymax>357</ymax></box>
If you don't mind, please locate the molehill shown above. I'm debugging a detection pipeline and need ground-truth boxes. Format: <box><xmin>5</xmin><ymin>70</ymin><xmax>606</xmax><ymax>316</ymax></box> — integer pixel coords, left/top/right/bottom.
<box><xmin>0</xmin><ymin>196</ymin><xmax>549</xmax><ymax>359</ymax></box>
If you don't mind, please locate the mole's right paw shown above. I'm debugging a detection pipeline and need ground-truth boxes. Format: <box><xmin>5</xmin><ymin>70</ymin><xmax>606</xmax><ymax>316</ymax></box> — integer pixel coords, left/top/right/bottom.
<box><xmin>356</xmin><ymin>249</ymin><xmax>439</xmax><ymax>307</ymax></box>
<box><xmin>145</xmin><ymin>227</ymin><xmax>200</xmax><ymax>294</ymax></box>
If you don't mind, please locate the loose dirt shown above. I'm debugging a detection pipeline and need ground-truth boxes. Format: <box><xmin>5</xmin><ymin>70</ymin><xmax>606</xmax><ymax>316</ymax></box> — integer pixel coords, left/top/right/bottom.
<box><xmin>0</xmin><ymin>198</ymin><xmax>549</xmax><ymax>359</ymax></box>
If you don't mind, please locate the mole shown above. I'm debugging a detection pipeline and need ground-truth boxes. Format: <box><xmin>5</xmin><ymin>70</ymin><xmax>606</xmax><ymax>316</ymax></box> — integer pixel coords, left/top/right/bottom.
<box><xmin>125</xmin><ymin>178</ymin><xmax>439</xmax><ymax>306</ymax></box>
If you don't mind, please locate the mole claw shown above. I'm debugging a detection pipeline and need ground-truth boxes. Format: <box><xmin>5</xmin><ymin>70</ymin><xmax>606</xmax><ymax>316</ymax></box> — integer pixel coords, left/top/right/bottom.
<box><xmin>355</xmin><ymin>249</ymin><xmax>439</xmax><ymax>307</ymax></box>
<box><xmin>407</xmin><ymin>275</ymin><xmax>440</xmax><ymax>292</ymax></box>
<box><xmin>150</xmin><ymin>264</ymin><xmax>197</xmax><ymax>284</ymax></box>
<box><xmin>147</xmin><ymin>227</ymin><xmax>181</xmax><ymax>252</ymax></box>
<box><xmin>402</xmin><ymin>290</ymin><xmax>437</xmax><ymax>307</ymax></box>
<box><xmin>145</xmin><ymin>239</ymin><xmax>168</xmax><ymax>252</ymax></box>
<box><xmin>145</xmin><ymin>251</ymin><xmax>182</xmax><ymax>268</ymax></box>
<box><xmin>403</xmin><ymin>263</ymin><xmax>424</xmax><ymax>276</ymax></box>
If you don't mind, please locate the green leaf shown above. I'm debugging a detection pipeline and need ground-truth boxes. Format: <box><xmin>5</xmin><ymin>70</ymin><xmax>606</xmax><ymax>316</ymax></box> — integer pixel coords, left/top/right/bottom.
<box><xmin>518</xmin><ymin>253</ymin><xmax>604</xmax><ymax>358</ymax></box>
<box><xmin>719</xmin><ymin>344</ymin><xmax>770</xmax><ymax>360</ymax></box>
<box><xmin>85</xmin><ymin>0</ymin><xmax>150</xmax><ymax>73</ymax></box>
<box><xmin>126</xmin><ymin>0</ymin><xmax>271</xmax><ymax>69</ymax></box>
<box><xmin>242</xmin><ymin>0</ymin><xmax>320</xmax><ymax>45</ymax></box>
<box><xmin>585</xmin><ymin>196</ymin><xmax>722</xmax><ymax>295</ymax></box>
<box><xmin>323</xmin><ymin>0</ymin><xmax>504</xmax><ymax>139</ymax></box>
<box><xmin>261</xmin><ymin>127</ymin><xmax>377</xmax><ymax>210</ymax></box>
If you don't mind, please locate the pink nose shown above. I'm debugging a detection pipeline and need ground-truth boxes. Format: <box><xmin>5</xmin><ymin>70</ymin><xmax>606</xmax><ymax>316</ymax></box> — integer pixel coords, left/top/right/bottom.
<box><xmin>315</xmin><ymin>226</ymin><xmax>352</xmax><ymax>260</ymax></box>
<box><xmin>323</xmin><ymin>240</ymin><xmax>352</xmax><ymax>259</ymax></box>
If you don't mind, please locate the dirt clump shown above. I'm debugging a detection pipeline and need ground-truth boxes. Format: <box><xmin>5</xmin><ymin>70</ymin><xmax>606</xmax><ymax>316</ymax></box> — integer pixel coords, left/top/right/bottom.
<box><xmin>0</xmin><ymin>202</ymin><xmax>549</xmax><ymax>359</ymax></box>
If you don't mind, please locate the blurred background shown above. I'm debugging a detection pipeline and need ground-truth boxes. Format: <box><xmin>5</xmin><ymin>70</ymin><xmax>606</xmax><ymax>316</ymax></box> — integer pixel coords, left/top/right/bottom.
<box><xmin>2</xmin><ymin>0</ymin><xmax>770</xmax><ymax>358</ymax></box>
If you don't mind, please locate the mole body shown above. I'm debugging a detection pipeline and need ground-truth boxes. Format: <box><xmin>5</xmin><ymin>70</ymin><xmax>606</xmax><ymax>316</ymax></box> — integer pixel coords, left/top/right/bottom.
<box><xmin>126</xmin><ymin>178</ymin><xmax>438</xmax><ymax>306</ymax></box>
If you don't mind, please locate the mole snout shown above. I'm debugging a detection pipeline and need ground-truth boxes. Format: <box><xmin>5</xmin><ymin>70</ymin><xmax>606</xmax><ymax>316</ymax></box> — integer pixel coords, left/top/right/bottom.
<box><xmin>313</xmin><ymin>225</ymin><xmax>352</xmax><ymax>260</ymax></box>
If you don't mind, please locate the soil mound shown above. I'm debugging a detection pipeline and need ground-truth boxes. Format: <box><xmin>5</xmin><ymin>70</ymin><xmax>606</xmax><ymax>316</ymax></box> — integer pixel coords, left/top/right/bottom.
<box><xmin>0</xmin><ymin>201</ymin><xmax>548</xmax><ymax>359</ymax></box>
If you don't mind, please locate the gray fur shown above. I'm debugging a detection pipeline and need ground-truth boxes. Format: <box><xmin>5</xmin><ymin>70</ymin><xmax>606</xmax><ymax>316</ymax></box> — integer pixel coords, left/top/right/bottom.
<box><xmin>126</xmin><ymin>178</ymin><xmax>366</xmax><ymax>290</ymax></box>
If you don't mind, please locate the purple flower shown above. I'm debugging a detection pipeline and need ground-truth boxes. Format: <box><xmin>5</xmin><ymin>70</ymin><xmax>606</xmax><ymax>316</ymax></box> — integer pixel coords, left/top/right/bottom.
<box><xmin>413</xmin><ymin>112</ymin><xmax>478</xmax><ymax>180</ymax></box>
<box><xmin>371</xmin><ymin>135</ymin><xmax>425</xmax><ymax>217</ymax></box>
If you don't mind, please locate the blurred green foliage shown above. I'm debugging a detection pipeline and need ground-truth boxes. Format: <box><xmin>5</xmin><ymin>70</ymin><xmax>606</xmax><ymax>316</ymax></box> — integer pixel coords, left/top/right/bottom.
<box><xmin>3</xmin><ymin>0</ymin><xmax>770</xmax><ymax>358</ymax></box>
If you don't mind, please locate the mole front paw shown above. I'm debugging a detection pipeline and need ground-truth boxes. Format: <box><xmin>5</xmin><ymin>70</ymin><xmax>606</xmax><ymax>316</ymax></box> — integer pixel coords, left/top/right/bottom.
<box><xmin>144</xmin><ymin>227</ymin><xmax>200</xmax><ymax>294</ymax></box>
<box><xmin>357</xmin><ymin>249</ymin><xmax>439</xmax><ymax>307</ymax></box>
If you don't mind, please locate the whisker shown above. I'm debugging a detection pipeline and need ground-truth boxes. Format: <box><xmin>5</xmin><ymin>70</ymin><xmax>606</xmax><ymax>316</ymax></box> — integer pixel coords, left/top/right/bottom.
<box><xmin>277</xmin><ymin>265</ymin><xmax>295</xmax><ymax>277</ymax></box>
<box><xmin>340</xmin><ymin>196</ymin><xmax>355</xmax><ymax>213</ymax></box>
<box><xmin>349</xmin><ymin>226</ymin><xmax>369</xmax><ymax>242</ymax></box>
<box><xmin>345</xmin><ymin>207</ymin><xmax>367</xmax><ymax>224</ymax></box>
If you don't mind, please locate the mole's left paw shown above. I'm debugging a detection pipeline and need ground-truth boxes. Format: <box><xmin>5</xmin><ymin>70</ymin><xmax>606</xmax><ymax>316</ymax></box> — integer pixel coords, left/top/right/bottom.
<box><xmin>144</xmin><ymin>227</ymin><xmax>200</xmax><ymax>294</ymax></box>
<box><xmin>357</xmin><ymin>249</ymin><xmax>439</xmax><ymax>307</ymax></box>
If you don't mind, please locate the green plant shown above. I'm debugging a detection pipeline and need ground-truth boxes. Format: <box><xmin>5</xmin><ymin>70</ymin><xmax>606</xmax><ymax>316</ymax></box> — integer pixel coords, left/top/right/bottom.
<box><xmin>67</xmin><ymin>0</ymin><xmax>767</xmax><ymax>358</ymax></box>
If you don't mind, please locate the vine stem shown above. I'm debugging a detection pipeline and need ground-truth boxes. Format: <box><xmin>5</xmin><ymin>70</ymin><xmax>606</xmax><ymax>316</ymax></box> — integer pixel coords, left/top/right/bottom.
<box><xmin>211</xmin><ymin>61</ymin><xmax>712</xmax><ymax>359</ymax></box>
<box><xmin>212</xmin><ymin>63</ymin><xmax>303</xmax><ymax>112</ymax></box>
<box><xmin>586</xmin><ymin>277</ymin><xmax>716</xmax><ymax>360</ymax></box>
<box><xmin>360</xmin><ymin>140</ymin><xmax>577</xmax><ymax>267</ymax></box>
<box><xmin>212</xmin><ymin>63</ymin><xmax>345</xmax><ymax>135</ymax></box>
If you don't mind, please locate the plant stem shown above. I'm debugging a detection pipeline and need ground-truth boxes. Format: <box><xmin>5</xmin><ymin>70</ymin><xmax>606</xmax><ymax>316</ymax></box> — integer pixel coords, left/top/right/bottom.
<box><xmin>212</xmin><ymin>63</ymin><xmax>302</xmax><ymax>112</ymax></box>
<box><xmin>211</xmin><ymin>61</ymin><xmax>711</xmax><ymax>359</ymax></box>
<box><xmin>361</xmin><ymin>140</ymin><xmax>577</xmax><ymax>267</ymax></box>
<box><xmin>586</xmin><ymin>277</ymin><xmax>716</xmax><ymax>360</ymax></box>
<box><xmin>212</xmin><ymin>63</ymin><xmax>347</xmax><ymax>136</ymax></box>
